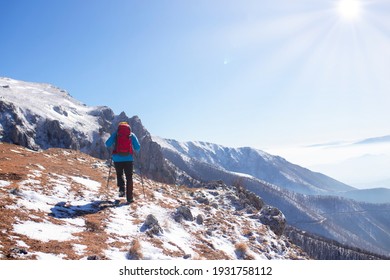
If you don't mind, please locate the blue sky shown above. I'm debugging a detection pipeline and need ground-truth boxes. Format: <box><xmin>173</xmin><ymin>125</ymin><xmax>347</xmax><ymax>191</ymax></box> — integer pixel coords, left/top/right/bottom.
<box><xmin>1</xmin><ymin>0</ymin><xmax>389</xmax><ymax>151</ymax></box>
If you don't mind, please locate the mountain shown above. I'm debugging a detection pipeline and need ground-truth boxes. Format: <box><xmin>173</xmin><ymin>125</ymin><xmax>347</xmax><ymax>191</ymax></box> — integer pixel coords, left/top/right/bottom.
<box><xmin>340</xmin><ymin>188</ymin><xmax>390</xmax><ymax>204</ymax></box>
<box><xmin>0</xmin><ymin>77</ymin><xmax>175</xmax><ymax>184</ymax></box>
<box><xmin>153</xmin><ymin>137</ymin><xmax>355</xmax><ymax>195</ymax></box>
<box><xmin>154</xmin><ymin>136</ymin><xmax>390</xmax><ymax>203</ymax></box>
<box><xmin>305</xmin><ymin>137</ymin><xmax>390</xmax><ymax>192</ymax></box>
<box><xmin>355</xmin><ymin>135</ymin><xmax>390</xmax><ymax>145</ymax></box>
<box><xmin>1</xmin><ymin>77</ymin><xmax>389</xmax><ymax>258</ymax></box>
<box><xmin>0</xmin><ymin>142</ymin><xmax>308</xmax><ymax>260</ymax></box>
<box><xmin>153</xmin><ymin>137</ymin><xmax>390</xmax><ymax>257</ymax></box>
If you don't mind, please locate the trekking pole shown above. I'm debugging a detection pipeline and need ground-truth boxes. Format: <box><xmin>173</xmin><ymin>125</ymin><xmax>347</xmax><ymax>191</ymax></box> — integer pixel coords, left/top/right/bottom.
<box><xmin>136</xmin><ymin>151</ymin><xmax>146</xmax><ymax>198</ymax></box>
<box><xmin>106</xmin><ymin>154</ymin><xmax>113</xmax><ymax>189</ymax></box>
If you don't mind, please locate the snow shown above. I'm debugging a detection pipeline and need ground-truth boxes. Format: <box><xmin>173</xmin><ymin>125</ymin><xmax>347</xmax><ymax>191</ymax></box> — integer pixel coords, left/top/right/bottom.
<box><xmin>0</xmin><ymin>77</ymin><xmax>101</xmax><ymax>143</ymax></box>
<box><xmin>13</xmin><ymin>220</ymin><xmax>82</xmax><ymax>242</ymax></box>
<box><xmin>152</xmin><ymin>135</ymin><xmax>279</xmax><ymax>173</ymax></box>
<box><xmin>4</xmin><ymin>166</ymin><xmax>90</xmax><ymax>245</ymax></box>
<box><xmin>73</xmin><ymin>244</ymin><xmax>87</xmax><ymax>256</ymax></box>
<box><xmin>0</xmin><ymin>180</ymin><xmax>10</xmax><ymax>188</ymax></box>
<box><xmin>71</xmin><ymin>176</ymin><xmax>100</xmax><ymax>189</ymax></box>
<box><xmin>230</xmin><ymin>171</ymin><xmax>255</xmax><ymax>179</ymax></box>
<box><xmin>16</xmin><ymin>190</ymin><xmax>59</xmax><ymax>212</ymax></box>
<box><xmin>34</xmin><ymin>252</ymin><xmax>67</xmax><ymax>260</ymax></box>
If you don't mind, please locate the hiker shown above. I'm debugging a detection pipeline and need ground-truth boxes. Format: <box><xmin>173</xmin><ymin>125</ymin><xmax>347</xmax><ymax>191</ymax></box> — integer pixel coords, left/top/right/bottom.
<box><xmin>105</xmin><ymin>122</ymin><xmax>141</xmax><ymax>203</ymax></box>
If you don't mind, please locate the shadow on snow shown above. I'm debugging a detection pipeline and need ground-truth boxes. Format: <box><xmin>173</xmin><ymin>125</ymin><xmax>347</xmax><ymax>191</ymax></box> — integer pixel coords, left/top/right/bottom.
<box><xmin>49</xmin><ymin>200</ymin><xmax>128</xmax><ymax>219</ymax></box>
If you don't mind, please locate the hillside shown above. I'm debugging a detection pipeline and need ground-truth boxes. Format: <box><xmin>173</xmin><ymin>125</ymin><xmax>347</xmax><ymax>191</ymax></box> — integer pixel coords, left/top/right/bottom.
<box><xmin>153</xmin><ymin>137</ymin><xmax>355</xmax><ymax>195</ymax></box>
<box><xmin>0</xmin><ymin>143</ymin><xmax>308</xmax><ymax>260</ymax></box>
<box><xmin>153</xmin><ymin>137</ymin><xmax>390</xmax><ymax>256</ymax></box>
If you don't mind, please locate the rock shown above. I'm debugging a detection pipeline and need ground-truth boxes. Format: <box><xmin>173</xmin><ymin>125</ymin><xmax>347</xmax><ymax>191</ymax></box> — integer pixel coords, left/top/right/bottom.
<box><xmin>175</xmin><ymin>206</ymin><xmax>194</xmax><ymax>222</ymax></box>
<box><xmin>196</xmin><ymin>214</ymin><xmax>204</xmax><ymax>225</ymax></box>
<box><xmin>245</xmin><ymin>191</ymin><xmax>264</xmax><ymax>210</ymax></box>
<box><xmin>259</xmin><ymin>205</ymin><xmax>286</xmax><ymax>236</ymax></box>
<box><xmin>143</xmin><ymin>214</ymin><xmax>163</xmax><ymax>236</ymax></box>
<box><xmin>195</xmin><ymin>194</ymin><xmax>210</xmax><ymax>205</ymax></box>
<box><xmin>87</xmin><ymin>255</ymin><xmax>101</xmax><ymax>260</ymax></box>
<box><xmin>7</xmin><ymin>247</ymin><xmax>28</xmax><ymax>259</ymax></box>
<box><xmin>208</xmin><ymin>191</ymin><xmax>220</xmax><ymax>197</ymax></box>
<box><xmin>235</xmin><ymin>185</ymin><xmax>264</xmax><ymax>211</ymax></box>
<box><xmin>211</xmin><ymin>202</ymin><xmax>219</xmax><ymax>209</ymax></box>
<box><xmin>144</xmin><ymin>214</ymin><xmax>159</xmax><ymax>227</ymax></box>
<box><xmin>128</xmin><ymin>115</ymin><xmax>176</xmax><ymax>184</ymax></box>
<box><xmin>203</xmin><ymin>180</ymin><xmax>226</xmax><ymax>190</ymax></box>
<box><xmin>174</xmin><ymin>213</ymin><xmax>184</xmax><ymax>223</ymax></box>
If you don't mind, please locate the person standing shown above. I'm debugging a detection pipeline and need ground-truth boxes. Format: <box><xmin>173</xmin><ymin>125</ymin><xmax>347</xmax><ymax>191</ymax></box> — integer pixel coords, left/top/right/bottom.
<box><xmin>105</xmin><ymin>122</ymin><xmax>140</xmax><ymax>203</ymax></box>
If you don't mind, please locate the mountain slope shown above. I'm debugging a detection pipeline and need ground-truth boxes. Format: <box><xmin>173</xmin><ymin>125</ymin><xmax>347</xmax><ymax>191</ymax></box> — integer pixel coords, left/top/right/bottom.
<box><xmin>153</xmin><ymin>137</ymin><xmax>355</xmax><ymax>195</ymax></box>
<box><xmin>0</xmin><ymin>77</ymin><xmax>176</xmax><ymax>184</ymax></box>
<box><xmin>341</xmin><ymin>188</ymin><xmax>390</xmax><ymax>204</ymax></box>
<box><xmin>153</xmin><ymin>137</ymin><xmax>390</xmax><ymax>257</ymax></box>
<box><xmin>0</xmin><ymin>142</ymin><xmax>308</xmax><ymax>260</ymax></box>
<box><xmin>0</xmin><ymin>77</ymin><xmax>107</xmax><ymax>155</ymax></box>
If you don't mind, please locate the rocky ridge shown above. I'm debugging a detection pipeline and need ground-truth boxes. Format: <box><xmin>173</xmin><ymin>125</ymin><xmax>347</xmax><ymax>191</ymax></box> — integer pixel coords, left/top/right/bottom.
<box><xmin>0</xmin><ymin>77</ymin><xmax>175</xmax><ymax>183</ymax></box>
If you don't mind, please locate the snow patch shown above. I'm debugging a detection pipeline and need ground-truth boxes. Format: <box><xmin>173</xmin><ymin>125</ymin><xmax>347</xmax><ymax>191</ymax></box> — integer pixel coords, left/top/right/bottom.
<box><xmin>34</xmin><ymin>252</ymin><xmax>67</xmax><ymax>260</ymax></box>
<box><xmin>71</xmin><ymin>176</ymin><xmax>100</xmax><ymax>190</ymax></box>
<box><xmin>16</xmin><ymin>190</ymin><xmax>59</xmax><ymax>212</ymax></box>
<box><xmin>0</xmin><ymin>180</ymin><xmax>10</xmax><ymax>188</ymax></box>
<box><xmin>13</xmin><ymin>220</ymin><xmax>82</xmax><ymax>242</ymax></box>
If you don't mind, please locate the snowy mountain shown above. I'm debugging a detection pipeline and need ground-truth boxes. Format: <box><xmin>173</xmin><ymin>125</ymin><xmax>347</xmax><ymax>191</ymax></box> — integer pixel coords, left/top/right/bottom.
<box><xmin>355</xmin><ymin>135</ymin><xmax>390</xmax><ymax>145</ymax></box>
<box><xmin>153</xmin><ymin>137</ymin><xmax>390</xmax><ymax>257</ymax></box>
<box><xmin>153</xmin><ymin>137</ymin><xmax>355</xmax><ymax>195</ymax></box>
<box><xmin>0</xmin><ymin>142</ymin><xmax>308</xmax><ymax>260</ymax></box>
<box><xmin>154</xmin><ymin>137</ymin><xmax>390</xmax><ymax>204</ymax></box>
<box><xmin>0</xmin><ymin>77</ymin><xmax>175</xmax><ymax>184</ymax></box>
<box><xmin>0</xmin><ymin>77</ymin><xmax>107</xmax><ymax>155</ymax></box>
<box><xmin>1</xmin><ymin>77</ymin><xmax>389</xmax><ymax>258</ymax></box>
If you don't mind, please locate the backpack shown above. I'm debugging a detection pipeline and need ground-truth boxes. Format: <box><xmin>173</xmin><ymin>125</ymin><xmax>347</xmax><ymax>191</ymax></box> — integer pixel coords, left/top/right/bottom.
<box><xmin>113</xmin><ymin>122</ymin><xmax>133</xmax><ymax>156</ymax></box>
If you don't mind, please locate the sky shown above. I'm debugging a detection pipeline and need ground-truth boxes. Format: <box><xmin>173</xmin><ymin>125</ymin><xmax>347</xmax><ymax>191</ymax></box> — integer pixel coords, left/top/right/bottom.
<box><xmin>1</xmin><ymin>0</ymin><xmax>390</xmax><ymax>187</ymax></box>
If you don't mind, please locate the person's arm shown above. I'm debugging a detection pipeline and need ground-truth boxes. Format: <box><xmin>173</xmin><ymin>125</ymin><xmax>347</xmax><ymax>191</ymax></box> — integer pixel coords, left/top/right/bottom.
<box><xmin>105</xmin><ymin>132</ymin><xmax>117</xmax><ymax>148</ymax></box>
<box><xmin>131</xmin><ymin>133</ymin><xmax>141</xmax><ymax>152</ymax></box>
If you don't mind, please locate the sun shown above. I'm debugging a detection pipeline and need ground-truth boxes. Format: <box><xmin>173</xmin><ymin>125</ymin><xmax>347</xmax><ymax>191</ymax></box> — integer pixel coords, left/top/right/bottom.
<box><xmin>336</xmin><ymin>0</ymin><xmax>362</xmax><ymax>21</ymax></box>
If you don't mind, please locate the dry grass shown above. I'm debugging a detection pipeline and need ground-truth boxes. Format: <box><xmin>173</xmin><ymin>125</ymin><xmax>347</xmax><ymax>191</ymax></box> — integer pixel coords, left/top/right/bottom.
<box><xmin>85</xmin><ymin>220</ymin><xmax>101</xmax><ymax>232</ymax></box>
<box><xmin>0</xmin><ymin>143</ymin><xmax>114</xmax><ymax>259</ymax></box>
<box><xmin>127</xmin><ymin>239</ymin><xmax>143</xmax><ymax>260</ymax></box>
<box><xmin>235</xmin><ymin>242</ymin><xmax>255</xmax><ymax>260</ymax></box>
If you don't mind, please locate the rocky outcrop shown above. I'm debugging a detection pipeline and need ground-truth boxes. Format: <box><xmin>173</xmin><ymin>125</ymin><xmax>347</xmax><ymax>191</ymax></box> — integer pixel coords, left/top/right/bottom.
<box><xmin>259</xmin><ymin>205</ymin><xmax>286</xmax><ymax>236</ymax></box>
<box><xmin>107</xmin><ymin>114</ymin><xmax>176</xmax><ymax>184</ymax></box>
<box><xmin>0</xmin><ymin>101</ymin><xmax>37</xmax><ymax>149</ymax></box>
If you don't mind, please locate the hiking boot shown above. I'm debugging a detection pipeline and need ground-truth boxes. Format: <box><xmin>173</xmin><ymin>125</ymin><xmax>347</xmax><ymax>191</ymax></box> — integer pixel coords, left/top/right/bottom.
<box><xmin>119</xmin><ymin>191</ymin><xmax>125</xmax><ymax>198</ymax></box>
<box><xmin>127</xmin><ymin>197</ymin><xmax>134</xmax><ymax>203</ymax></box>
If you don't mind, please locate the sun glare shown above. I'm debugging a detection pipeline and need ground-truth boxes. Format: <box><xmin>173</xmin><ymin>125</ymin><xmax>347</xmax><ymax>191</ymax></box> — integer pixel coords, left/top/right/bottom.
<box><xmin>337</xmin><ymin>0</ymin><xmax>362</xmax><ymax>21</ymax></box>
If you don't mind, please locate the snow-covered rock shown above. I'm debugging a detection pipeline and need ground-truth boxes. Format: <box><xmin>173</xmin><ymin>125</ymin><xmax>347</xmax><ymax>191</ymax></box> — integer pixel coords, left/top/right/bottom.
<box><xmin>259</xmin><ymin>206</ymin><xmax>286</xmax><ymax>236</ymax></box>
